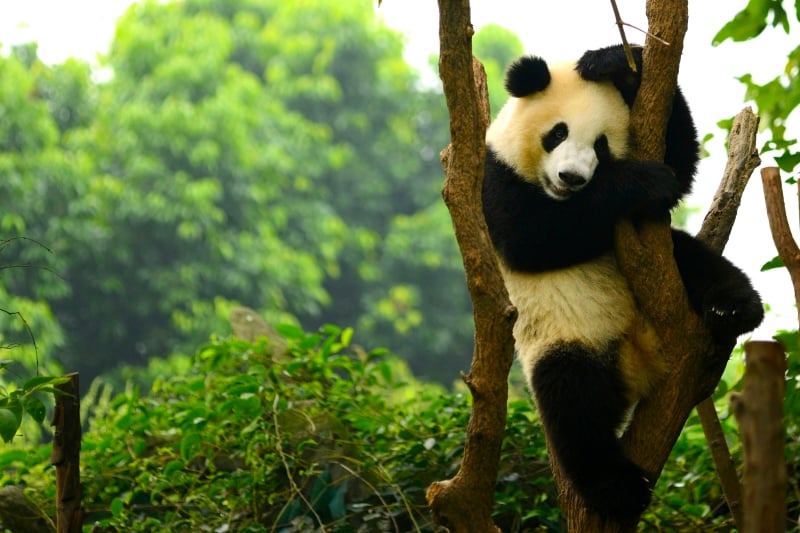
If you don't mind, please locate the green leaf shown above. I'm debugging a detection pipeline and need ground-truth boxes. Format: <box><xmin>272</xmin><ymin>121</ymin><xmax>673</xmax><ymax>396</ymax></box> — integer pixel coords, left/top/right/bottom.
<box><xmin>712</xmin><ymin>12</ymin><xmax>767</xmax><ymax>44</ymax></box>
<box><xmin>164</xmin><ymin>459</ymin><xmax>185</xmax><ymax>476</ymax></box>
<box><xmin>275</xmin><ymin>324</ymin><xmax>305</xmax><ymax>339</ymax></box>
<box><xmin>22</xmin><ymin>395</ymin><xmax>46</xmax><ymax>424</ymax></box>
<box><xmin>0</xmin><ymin>448</ymin><xmax>29</xmax><ymax>468</ymax></box>
<box><xmin>180</xmin><ymin>432</ymin><xmax>203</xmax><ymax>461</ymax></box>
<box><xmin>0</xmin><ymin>406</ymin><xmax>23</xmax><ymax>443</ymax></box>
<box><xmin>775</xmin><ymin>150</ymin><xmax>800</xmax><ymax>172</ymax></box>
<box><xmin>340</xmin><ymin>327</ymin><xmax>353</xmax><ymax>347</ymax></box>
<box><xmin>761</xmin><ymin>255</ymin><xmax>785</xmax><ymax>271</ymax></box>
<box><xmin>22</xmin><ymin>375</ymin><xmax>70</xmax><ymax>394</ymax></box>
<box><xmin>712</xmin><ymin>0</ymin><xmax>790</xmax><ymax>44</ymax></box>
<box><xmin>110</xmin><ymin>497</ymin><xmax>124</xmax><ymax>518</ymax></box>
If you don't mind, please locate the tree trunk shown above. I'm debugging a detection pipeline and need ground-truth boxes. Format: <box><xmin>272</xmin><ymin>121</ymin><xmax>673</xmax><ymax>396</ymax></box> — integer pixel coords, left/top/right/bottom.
<box><xmin>51</xmin><ymin>373</ymin><xmax>83</xmax><ymax>533</ymax></box>
<box><xmin>429</xmin><ymin>0</ymin><xmax>761</xmax><ymax>530</ymax></box>
<box><xmin>731</xmin><ymin>341</ymin><xmax>787</xmax><ymax>533</ymax></box>
<box><xmin>426</xmin><ymin>1</ymin><xmax>516</xmax><ymax>531</ymax></box>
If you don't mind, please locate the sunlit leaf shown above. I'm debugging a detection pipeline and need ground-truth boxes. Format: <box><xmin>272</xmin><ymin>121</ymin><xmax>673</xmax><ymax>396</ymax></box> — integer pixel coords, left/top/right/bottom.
<box><xmin>761</xmin><ymin>255</ymin><xmax>785</xmax><ymax>271</ymax></box>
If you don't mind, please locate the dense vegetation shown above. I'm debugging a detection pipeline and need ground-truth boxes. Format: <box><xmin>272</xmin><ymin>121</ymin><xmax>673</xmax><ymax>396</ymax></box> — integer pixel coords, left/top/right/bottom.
<box><xmin>0</xmin><ymin>0</ymin><xmax>522</xmax><ymax>385</ymax></box>
<box><xmin>1</xmin><ymin>0</ymin><xmax>800</xmax><ymax>530</ymax></box>
<box><xmin>1</xmin><ymin>326</ymin><xmax>797</xmax><ymax>531</ymax></box>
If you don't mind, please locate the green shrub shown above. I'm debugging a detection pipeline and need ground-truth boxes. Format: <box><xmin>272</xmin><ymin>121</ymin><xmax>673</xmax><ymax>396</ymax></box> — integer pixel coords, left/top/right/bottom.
<box><xmin>2</xmin><ymin>325</ymin><xmax>798</xmax><ymax>532</ymax></box>
<box><xmin>71</xmin><ymin>325</ymin><xmax>556</xmax><ymax>531</ymax></box>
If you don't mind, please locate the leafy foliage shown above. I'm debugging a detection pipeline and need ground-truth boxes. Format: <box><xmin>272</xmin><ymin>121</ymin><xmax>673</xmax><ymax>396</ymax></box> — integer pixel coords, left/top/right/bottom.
<box><xmin>714</xmin><ymin>0</ymin><xmax>800</xmax><ymax>176</ymax></box>
<box><xmin>0</xmin><ymin>367</ymin><xmax>68</xmax><ymax>443</ymax></box>
<box><xmin>0</xmin><ymin>0</ymin><xmax>463</xmax><ymax>384</ymax></box>
<box><xmin>0</xmin><ymin>327</ymin><xmax>556</xmax><ymax>531</ymax></box>
<box><xmin>1</xmin><ymin>326</ymin><xmax>798</xmax><ymax>532</ymax></box>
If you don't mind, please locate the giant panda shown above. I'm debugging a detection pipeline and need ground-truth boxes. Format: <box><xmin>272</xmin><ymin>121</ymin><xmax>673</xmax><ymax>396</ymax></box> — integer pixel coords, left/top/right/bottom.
<box><xmin>481</xmin><ymin>44</ymin><xmax>764</xmax><ymax>518</ymax></box>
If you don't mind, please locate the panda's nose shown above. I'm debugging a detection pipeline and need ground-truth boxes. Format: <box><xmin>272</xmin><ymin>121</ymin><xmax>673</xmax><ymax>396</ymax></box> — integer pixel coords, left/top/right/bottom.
<box><xmin>559</xmin><ymin>171</ymin><xmax>587</xmax><ymax>187</ymax></box>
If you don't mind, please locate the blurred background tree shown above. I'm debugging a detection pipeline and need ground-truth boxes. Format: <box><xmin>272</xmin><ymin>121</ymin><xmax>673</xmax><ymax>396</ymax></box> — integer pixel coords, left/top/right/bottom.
<box><xmin>0</xmin><ymin>0</ymin><xmax>533</xmax><ymax>384</ymax></box>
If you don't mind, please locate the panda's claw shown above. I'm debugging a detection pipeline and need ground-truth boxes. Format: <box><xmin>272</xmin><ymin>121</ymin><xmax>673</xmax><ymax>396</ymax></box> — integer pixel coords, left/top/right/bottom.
<box><xmin>703</xmin><ymin>288</ymin><xmax>764</xmax><ymax>341</ymax></box>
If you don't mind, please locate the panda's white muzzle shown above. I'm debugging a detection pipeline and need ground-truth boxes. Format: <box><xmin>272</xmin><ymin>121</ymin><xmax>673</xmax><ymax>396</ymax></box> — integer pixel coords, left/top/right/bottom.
<box><xmin>541</xmin><ymin>141</ymin><xmax>598</xmax><ymax>200</ymax></box>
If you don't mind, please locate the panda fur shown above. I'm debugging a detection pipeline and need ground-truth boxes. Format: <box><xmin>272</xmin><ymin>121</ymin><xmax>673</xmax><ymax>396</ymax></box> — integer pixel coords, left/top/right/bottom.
<box><xmin>482</xmin><ymin>45</ymin><xmax>764</xmax><ymax>518</ymax></box>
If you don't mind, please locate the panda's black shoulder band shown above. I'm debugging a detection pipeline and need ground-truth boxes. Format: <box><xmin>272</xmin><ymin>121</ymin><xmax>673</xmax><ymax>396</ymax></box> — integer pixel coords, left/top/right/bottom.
<box><xmin>505</xmin><ymin>55</ymin><xmax>551</xmax><ymax>98</ymax></box>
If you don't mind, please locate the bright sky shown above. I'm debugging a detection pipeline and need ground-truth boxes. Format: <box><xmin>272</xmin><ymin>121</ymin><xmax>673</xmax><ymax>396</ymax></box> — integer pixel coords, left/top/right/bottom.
<box><xmin>1</xmin><ymin>0</ymin><xmax>797</xmax><ymax>338</ymax></box>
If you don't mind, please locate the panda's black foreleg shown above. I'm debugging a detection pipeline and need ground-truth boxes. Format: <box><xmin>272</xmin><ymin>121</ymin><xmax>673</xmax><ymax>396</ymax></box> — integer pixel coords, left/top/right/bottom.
<box><xmin>671</xmin><ymin>229</ymin><xmax>764</xmax><ymax>342</ymax></box>
<box><xmin>531</xmin><ymin>342</ymin><xmax>652</xmax><ymax>519</ymax></box>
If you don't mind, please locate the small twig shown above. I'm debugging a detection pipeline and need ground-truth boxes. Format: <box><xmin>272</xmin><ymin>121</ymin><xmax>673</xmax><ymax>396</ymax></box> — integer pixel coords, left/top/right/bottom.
<box><xmin>0</xmin><ymin>307</ymin><xmax>40</xmax><ymax>375</ymax></box>
<box><xmin>270</xmin><ymin>394</ymin><xmax>325</xmax><ymax>532</ymax></box>
<box><xmin>610</xmin><ymin>0</ymin><xmax>637</xmax><ymax>71</ymax></box>
<box><xmin>332</xmin><ymin>461</ymin><xmax>404</xmax><ymax>533</ymax></box>
<box><xmin>0</xmin><ymin>238</ymin><xmax>66</xmax><ymax>282</ymax></box>
<box><xmin>610</xmin><ymin>0</ymin><xmax>672</xmax><ymax>74</ymax></box>
<box><xmin>0</xmin><ymin>236</ymin><xmax>53</xmax><ymax>254</ymax></box>
<box><xmin>622</xmin><ymin>23</ymin><xmax>671</xmax><ymax>46</ymax></box>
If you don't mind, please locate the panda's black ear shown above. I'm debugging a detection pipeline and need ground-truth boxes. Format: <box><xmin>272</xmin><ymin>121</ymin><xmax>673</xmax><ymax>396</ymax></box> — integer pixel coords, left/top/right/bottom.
<box><xmin>505</xmin><ymin>55</ymin><xmax>551</xmax><ymax>97</ymax></box>
<box><xmin>576</xmin><ymin>44</ymin><xmax>643</xmax><ymax>107</ymax></box>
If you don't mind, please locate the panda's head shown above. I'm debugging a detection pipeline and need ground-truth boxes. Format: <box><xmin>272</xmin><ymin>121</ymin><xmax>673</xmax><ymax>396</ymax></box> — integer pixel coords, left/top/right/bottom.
<box><xmin>486</xmin><ymin>55</ymin><xmax>631</xmax><ymax>201</ymax></box>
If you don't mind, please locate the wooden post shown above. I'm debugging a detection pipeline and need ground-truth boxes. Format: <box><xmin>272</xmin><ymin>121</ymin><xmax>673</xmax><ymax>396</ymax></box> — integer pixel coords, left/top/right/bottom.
<box><xmin>731</xmin><ymin>341</ymin><xmax>787</xmax><ymax>533</ymax></box>
<box><xmin>50</xmin><ymin>372</ymin><xmax>83</xmax><ymax>533</ymax></box>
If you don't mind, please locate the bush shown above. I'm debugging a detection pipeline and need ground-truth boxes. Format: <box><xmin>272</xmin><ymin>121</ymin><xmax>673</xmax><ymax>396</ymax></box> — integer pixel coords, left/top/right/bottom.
<box><xmin>1</xmin><ymin>325</ymin><xmax>798</xmax><ymax>532</ymax></box>
<box><xmin>75</xmin><ymin>325</ymin><xmax>556</xmax><ymax>532</ymax></box>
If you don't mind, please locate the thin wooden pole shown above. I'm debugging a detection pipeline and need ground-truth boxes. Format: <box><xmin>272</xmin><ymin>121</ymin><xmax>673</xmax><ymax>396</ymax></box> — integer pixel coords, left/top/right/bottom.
<box><xmin>50</xmin><ymin>372</ymin><xmax>83</xmax><ymax>533</ymax></box>
<box><xmin>731</xmin><ymin>341</ymin><xmax>787</xmax><ymax>533</ymax></box>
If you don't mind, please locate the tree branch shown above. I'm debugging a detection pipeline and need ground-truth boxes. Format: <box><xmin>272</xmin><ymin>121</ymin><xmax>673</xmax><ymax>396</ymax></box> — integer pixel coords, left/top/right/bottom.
<box><xmin>426</xmin><ymin>1</ymin><xmax>516</xmax><ymax>531</ymax></box>
<box><xmin>696</xmin><ymin>108</ymin><xmax>761</xmax><ymax>251</ymax></box>
<box><xmin>558</xmin><ymin>1</ymin><xmax>758</xmax><ymax>530</ymax></box>
<box><xmin>692</xmin><ymin>107</ymin><xmax>761</xmax><ymax>531</ymax></box>
<box><xmin>761</xmin><ymin>166</ymin><xmax>800</xmax><ymax>326</ymax></box>
<box><xmin>430</xmin><ymin>1</ymin><xmax>761</xmax><ymax>530</ymax></box>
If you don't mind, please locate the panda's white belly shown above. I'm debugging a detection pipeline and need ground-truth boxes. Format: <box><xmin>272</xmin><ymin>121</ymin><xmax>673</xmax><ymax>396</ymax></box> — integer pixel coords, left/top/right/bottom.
<box><xmin>502</xmin><ymin>253</ymin><xmax>665</xmax><ymax>401</ymax></box>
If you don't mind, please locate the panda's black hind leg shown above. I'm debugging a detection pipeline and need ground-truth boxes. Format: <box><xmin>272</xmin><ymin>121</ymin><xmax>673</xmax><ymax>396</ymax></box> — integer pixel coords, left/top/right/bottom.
<box><xmin>531</xmin><ymin>342</ymin><xmax>652</xmax><ymax>519</ymax></box>
<box><xmin>671</xmin><ymin>229</ymin><xmax>764</xmax><ymax>342</ymax></box>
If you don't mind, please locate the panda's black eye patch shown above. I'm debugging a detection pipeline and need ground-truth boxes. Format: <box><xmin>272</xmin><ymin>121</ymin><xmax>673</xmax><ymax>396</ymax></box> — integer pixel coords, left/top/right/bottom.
<box><xmin>594</xmin><ymin>134</ymin><xmax>610</xmax><ymax>160</ymax></box>
<box><xmin>542</xmin><ymin>122</ymin><xmax>569</xmax><ymax>152</ymax></box>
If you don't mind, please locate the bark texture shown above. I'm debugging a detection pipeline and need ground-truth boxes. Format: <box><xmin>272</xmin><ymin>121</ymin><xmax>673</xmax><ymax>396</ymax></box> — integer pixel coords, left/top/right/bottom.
<box><xmin>426</xmin><ymin>1</ymin><xmax>515</xmax><ymax>531</ymax></box>
<box><xmin>429</xmin><ymin>1</ymin><xmax>761</xmax><ymax>530</ymax></box>
<box><xmin>731</xmin><ymin>341</ymin><xmax>788</xmax><ymax>533</ymax></box>
<box><xmin>51</xmin><ymin>373</ymin><xmax>83</xmax><ymax>533</ymax></box>
<box><xmin>762</xmin><ymin>166</ymin><xmax>800</xmax><ymax>326</ymax></box>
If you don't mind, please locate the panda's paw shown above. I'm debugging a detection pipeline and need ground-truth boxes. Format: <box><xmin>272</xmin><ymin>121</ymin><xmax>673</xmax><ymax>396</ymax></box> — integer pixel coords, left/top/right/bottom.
<box><xmin>627</xmin><ymin>161</ymin><xmax>683</xmax><ymax>214</ymax></box>
<box><xmin>576</xmin><ymin>45</ymin><xmax>640</xmax><ymax>81</ymax></box>
<box><xmin>703</xmin><ymin>284</ymin><xmax>764</xmax><ymax>340</ymax></box>
<box><xmin>646</xmin><ymin>163</ymin><xmax>684</xmax><ymax>208</ymax></box>
<box><xmin>579</xmin><ymin>461</ymin><xmax>652</xmax><ymax>519</ymax></box>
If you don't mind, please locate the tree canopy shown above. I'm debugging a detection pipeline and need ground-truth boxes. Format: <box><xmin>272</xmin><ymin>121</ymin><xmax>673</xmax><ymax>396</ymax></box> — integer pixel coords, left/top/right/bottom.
<box><xmin>0</xmin><ymin>0</ymin><xmax>479</xmax><ymax>383</ymax></box>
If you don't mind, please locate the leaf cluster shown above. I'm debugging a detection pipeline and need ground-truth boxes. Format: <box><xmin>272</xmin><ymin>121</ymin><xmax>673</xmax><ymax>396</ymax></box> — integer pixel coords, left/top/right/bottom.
<box><xmin>0</xmin><ymin>369</ymin><xmax>68</xmax><ymax>443</ymax></box>
<box><xmin>76</xmin><ymin>327</ymin><xmax>493</xmax><ymax>531</ymax></box>
<box><xmin>715</xmin><ymin>0</ymin><xmax>800</xmax><ymax>175</ymax></box>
